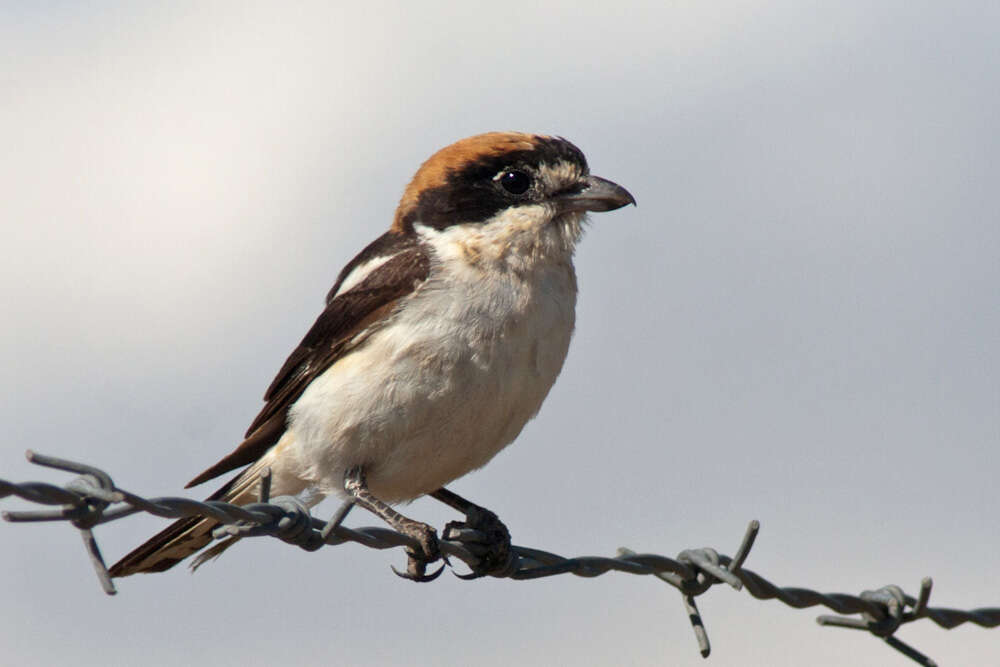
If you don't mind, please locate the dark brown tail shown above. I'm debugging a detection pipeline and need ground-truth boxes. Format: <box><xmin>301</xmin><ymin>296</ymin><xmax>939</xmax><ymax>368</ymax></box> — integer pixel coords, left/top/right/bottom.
<box><xmin>108</xmin><ymin>514</ymin><xmax>220</xmax><ymax>576</ymax></box>
<box><xmin>108</xmin><ymin>465</ymin><xmax>266</xmax><ymax>577</ymax></box>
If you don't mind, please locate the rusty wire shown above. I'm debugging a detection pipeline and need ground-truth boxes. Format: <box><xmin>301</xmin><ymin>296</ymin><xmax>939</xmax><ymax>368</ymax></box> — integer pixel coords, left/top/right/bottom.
<box><xmin>3</xmin><ymin>451</ymin><xmax>998</xmax><ymax>666</ymax></box>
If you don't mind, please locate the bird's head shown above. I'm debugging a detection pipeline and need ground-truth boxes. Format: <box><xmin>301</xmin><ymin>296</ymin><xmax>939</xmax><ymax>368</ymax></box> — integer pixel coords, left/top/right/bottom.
<box><xmin>391</xmin><ymin>133</ymin><xmax>634</xmax><ymax>257</ymax></box>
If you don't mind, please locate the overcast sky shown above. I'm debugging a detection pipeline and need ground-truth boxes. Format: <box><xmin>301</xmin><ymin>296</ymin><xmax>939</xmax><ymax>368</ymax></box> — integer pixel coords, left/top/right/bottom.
<box><xmin>2</xmin><ymin>2</ymin><xmax>998</xmax><ymax>666</ymax></box>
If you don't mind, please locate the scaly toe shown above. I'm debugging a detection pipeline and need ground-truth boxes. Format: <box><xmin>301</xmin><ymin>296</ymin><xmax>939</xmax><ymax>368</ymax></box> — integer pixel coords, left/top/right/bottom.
<box><xmin>442</xmin><ymin>513</ymin><xmax>513</xmax><ymax>577</ymax></box>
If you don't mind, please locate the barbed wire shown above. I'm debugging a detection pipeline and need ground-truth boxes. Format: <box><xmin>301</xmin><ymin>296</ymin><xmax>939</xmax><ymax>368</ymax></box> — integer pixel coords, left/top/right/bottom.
<box><xmin>3</xmin><ymin>451</ymin><xmax>998</xmax><ymax>666</ymax></box>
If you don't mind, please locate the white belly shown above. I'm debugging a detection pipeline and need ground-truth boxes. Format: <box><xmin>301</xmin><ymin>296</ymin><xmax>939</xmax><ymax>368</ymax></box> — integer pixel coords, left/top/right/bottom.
<box><xmin>286</xmin><ymin>252</ymin><xmax>577</xmax><ymax>503</ymax></box>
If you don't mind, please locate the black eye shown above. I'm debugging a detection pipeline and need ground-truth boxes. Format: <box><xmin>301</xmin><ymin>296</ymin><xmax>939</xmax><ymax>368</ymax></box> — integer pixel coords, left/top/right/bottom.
<box><xmin>499</xmin><ymin>170</ymin><xmax>531</xmax><ymax>195</ymax></box>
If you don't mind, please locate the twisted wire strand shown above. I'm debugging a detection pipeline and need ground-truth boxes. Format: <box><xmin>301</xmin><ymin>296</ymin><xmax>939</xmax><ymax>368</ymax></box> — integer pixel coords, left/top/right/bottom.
<box><xmin>3</xmin><ymin>451</ymin><xmax>998</xmax><ymax>666</ymax></box>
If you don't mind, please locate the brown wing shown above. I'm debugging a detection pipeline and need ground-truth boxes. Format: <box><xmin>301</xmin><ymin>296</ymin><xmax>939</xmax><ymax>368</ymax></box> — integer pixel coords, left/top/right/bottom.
<box><xmin>185</xmin><ymin>237</ymin><xmax>429</xmax><ymax>488</ymax></box>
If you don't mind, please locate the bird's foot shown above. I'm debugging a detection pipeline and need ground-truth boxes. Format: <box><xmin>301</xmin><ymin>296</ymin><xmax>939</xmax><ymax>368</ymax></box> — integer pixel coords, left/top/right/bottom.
<box><xmin>390</xmin><ymin>518</ymin><xmax>446</xmax><ymax>582</ymax></box>
<box><xmin>442</xmin><ymin>505</ymin><xmax>513</xmax><ymax>579</ymax></box>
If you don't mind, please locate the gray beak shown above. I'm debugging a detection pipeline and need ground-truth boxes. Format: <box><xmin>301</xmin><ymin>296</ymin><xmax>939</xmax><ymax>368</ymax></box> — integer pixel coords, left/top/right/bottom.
<box><xmin>555</xmin><ymin>175</ymin><xmax>636</xmax><ymax>214</ymax></box>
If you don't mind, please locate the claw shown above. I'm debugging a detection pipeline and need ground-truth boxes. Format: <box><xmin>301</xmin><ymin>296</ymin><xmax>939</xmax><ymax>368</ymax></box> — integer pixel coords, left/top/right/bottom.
<box><xmin>343</xmin><ymin>466</ymin><xmax>447</xmax><ymax>582</ymax></box>
<box><xmin>441</xmin><ymin>514</ymin><xmax>512</xmax><ymax>577</ymax></box>
<box><xmin>453</xmin><ymin>569</ymin><xmax>485</xmax><ymax>581</ymax></box>
<box><xmin>391</xmin><ymin>560</ymin><xmax>446</xmax><ymax>582</ymax></box>
<box><xmin>390</xmin><ymin>538</ymin><xmax>448</xmax><ymax>583</ymax></box>
<box><xmin>430</xmin><ymin>488</ymin><xmax>515</xmax><ymax>578</ymax></box>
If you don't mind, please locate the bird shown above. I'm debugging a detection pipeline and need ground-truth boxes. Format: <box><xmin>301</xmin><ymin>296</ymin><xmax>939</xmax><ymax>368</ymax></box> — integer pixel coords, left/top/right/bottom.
<box><xmin>108</xmin><ymin>131</ymin><xmax>635</xmax><ymax>581</ymax></box>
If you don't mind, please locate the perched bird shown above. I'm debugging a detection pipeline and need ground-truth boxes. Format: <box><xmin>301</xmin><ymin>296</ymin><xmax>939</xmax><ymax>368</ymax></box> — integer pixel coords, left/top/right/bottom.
<box><xmin>109</xmin><ymin>132</ymin><xmax>635</xmax><ymax>581</ymax></box>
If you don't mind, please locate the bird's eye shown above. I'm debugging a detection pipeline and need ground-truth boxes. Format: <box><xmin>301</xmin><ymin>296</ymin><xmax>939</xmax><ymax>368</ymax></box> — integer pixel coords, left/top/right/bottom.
<box><xmin>498</xmin><ymin>170</ymin><xmax>531</xmax><ymax>195</ymax></box>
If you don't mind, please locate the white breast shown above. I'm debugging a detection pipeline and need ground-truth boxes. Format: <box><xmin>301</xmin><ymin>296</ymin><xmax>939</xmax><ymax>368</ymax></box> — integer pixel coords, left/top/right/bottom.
<box><xmin>285</xmin><ymin>215</ymin><xmax>581</xmax><ymax>503</ymax></box>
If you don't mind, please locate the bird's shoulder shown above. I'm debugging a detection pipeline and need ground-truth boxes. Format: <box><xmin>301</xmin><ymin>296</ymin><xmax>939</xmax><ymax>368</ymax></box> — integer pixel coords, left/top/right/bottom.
<box><xmin>185</xmin><ymin>230</ymin><xmax>429</xmax><ymax>488</ymax></box>
<box><xmin>261</xmin><ymin>230</ymin><xmax>429</xmax><ymax>420</ymax></box>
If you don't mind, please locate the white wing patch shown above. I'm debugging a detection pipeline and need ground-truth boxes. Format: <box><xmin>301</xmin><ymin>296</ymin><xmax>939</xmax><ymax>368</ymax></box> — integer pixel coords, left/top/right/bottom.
<box><xmin>331</xmin><ymin>254</ymin><xmax>396</xmax><ymax>299</ymax></box>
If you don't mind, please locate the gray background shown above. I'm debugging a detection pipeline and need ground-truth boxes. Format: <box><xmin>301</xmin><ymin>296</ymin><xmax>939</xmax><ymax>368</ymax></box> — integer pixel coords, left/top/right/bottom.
<box><xmin>2</xmin><ymin>2</ymin><xmax>997</xmax><ymax>665</ymax></box>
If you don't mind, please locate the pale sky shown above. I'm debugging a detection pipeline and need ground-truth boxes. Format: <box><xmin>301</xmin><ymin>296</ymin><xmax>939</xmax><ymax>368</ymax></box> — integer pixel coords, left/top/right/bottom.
<box><xmin>2</xmin><ymin>2</ymin><xmax>998</xmax><ymax>666</ymax></box>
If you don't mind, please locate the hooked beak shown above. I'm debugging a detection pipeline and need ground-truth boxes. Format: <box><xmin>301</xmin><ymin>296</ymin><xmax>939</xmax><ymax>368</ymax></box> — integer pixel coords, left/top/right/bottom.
<box><xmin>555</xmin><ymin>175</ymin><xmax>636</xmax><ymax>214</ymax></box>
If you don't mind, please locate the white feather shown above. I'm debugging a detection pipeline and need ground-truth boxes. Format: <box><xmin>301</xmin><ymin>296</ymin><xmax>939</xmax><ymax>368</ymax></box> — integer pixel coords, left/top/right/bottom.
<box><xmin>331</xmin><ymin>253</ymin><xmax>396</xmax><ymax>299</ymax></box>
<box><xmin>285</xmin><ymin>206</ymin><xmax>586</xmax><ymax>503</ymax></box>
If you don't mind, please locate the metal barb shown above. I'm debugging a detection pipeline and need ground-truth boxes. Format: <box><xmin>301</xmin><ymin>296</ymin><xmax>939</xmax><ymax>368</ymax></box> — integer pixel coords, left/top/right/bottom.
<box><xmin>258</xmin><ymin>468</ymin><xmax>272</xmax><ymax>504</ymax></box>
<box><xmin>729</xmin><ymin>520</ymin><xmax>759</xmax><ymax>573</ymax></box>
<box><xmin>320</xmin><ymin>500</ymin><xmax>355</xmax><ymax>542</ymax></box>
<box><xmin>884</xmin><ymin>635</ymin><xmax>938</xmax><ymax>667</ymax></box>
<box><xmin>2</xmin><ymin>452</ymin><xmax>999</xmax><ymax>667</ymax></box>
<box><xmin>815</xmin><ymin>577</ymin><xmax>947</xmax><ymax>666</ymax></box>
<box><xmin>679</xmin><ymin>548</ymin><xmax>742</xmax><ymax>591</ymax></box>
<box><xmin>682</xmin><ymin>593</ymin><xmax>711</xmax><ymax>658</ymax></box>
<box><xmin>80</xmin><ymin>528</ymin><xmax>116</xmax><ymax>596</ymax></box>
<box><xmin>912</xmin><ymin>578</ymin><xmax>933</xmax><ymax>619</ymax></box>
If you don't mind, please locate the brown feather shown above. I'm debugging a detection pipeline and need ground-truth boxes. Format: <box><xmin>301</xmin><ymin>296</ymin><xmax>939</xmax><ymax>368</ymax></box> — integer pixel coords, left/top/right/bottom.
<box><xmin>185</xmin><ymin>410</ymin><xmax>285</xmax><ymax>488</ymax></box>
<box><xmin>178</xmin><ymin>246</ymin><xmax>428</xmax><ymax>496</ymax></box>
<box><xmin>108</xmin><ymin>471</ymin><xmax>242</xmax><ymax>577</ymax></box>
<box><xmin>111</xmin><ymin>241</ymin><xmax>430</xmax><ymax>576</ymax></box>
<box><xmin>392</xmin><ymin>132</ymin><xmax>540</xmax><ymax>232</ymax></box>
<box><xmin>184</xmin><ymin>246</ymin><xmax>429</xmax><ymax>489</ymax></box>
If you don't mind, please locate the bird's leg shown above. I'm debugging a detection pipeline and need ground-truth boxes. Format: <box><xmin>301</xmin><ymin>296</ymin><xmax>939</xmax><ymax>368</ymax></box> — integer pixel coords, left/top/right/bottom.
<box><xmin>431</xmin><ymin>487</ymin><xmax>513</xmax><ymax>579</ymax></box>
<box><xmin>343</xmin><ymin>466</ymin><xmax>444</xmax><ymax>582</ymax></box>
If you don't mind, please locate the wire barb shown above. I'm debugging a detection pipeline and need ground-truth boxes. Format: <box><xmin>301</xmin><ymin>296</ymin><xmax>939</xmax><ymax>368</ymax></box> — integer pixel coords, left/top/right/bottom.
<box><xmin>3</xmin><ymin>452</ymin><xmax>999</xmax><ymax>665</ymax></box>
